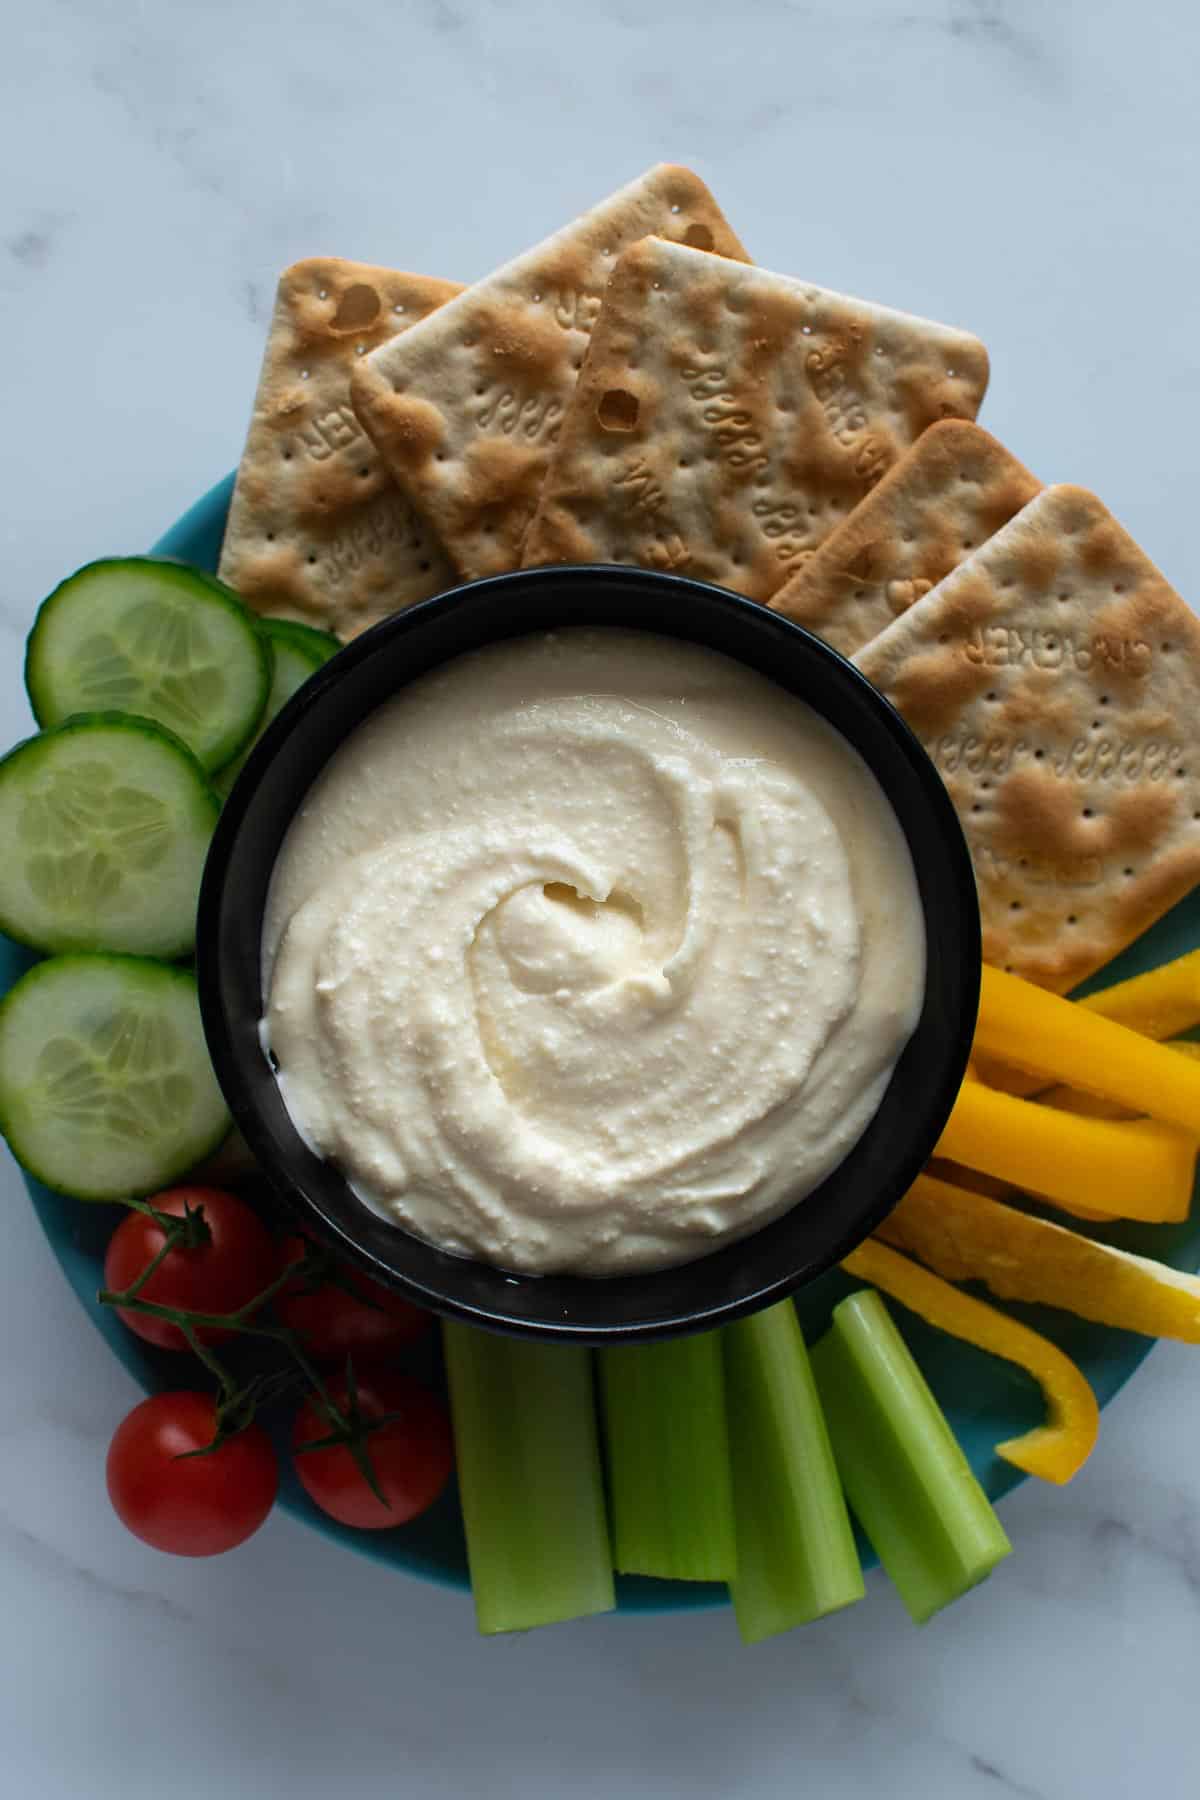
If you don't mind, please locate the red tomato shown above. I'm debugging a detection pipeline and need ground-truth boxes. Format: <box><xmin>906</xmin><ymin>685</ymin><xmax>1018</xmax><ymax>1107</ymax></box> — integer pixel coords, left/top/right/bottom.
<box><xmin>292</xmin><ymin>1371</ymin><xmax>453</xmax><ymax>1530</ymax></box>
<box><xmin>104</xmin><ymin>1187</ymin><xmax>279</xmax><ymax>1350</ymax></box>
<box><xmin>106</xmin><ymin>1392</ymin><xmax>277</xmax><ymax>1557</ymax></box>
<box><xmin>276</xmin><ymin>1234</ymin><xmax>432</xmax><ymax>1362</ymax></box>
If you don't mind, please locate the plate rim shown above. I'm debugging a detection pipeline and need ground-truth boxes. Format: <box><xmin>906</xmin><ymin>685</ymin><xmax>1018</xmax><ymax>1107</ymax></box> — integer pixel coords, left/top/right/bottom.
<box><xmin>9</xmin><ymin>470</ymin><xmax>1193</xmax><ymax>1618</ymax></box>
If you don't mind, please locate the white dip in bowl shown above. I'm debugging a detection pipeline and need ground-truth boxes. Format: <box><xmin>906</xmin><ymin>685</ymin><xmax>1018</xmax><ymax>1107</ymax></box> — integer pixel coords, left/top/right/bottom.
<box><xmin>262</xmin><ymin>627</ymin><xmax>925</xmax><ymax>1276</ymax></box>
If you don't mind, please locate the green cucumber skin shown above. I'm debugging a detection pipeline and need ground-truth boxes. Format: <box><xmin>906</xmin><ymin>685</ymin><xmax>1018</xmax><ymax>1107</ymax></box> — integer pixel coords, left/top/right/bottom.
<box><xmin>25</xmin><ymin>556</ymin><xmax>263</xmax><ymax>716</ymax></box>
<box><xmin>215</xmin><ymin>623</ymin><xmax>332</xmax><ymax>798</ymax></box>
<box><xmin>260</xmin><ymin>618</ymin><xmax>342</xmax><ymax>664</ymax></box>
<box><xmin>0</xmin><ymin>713</ymin><xmax>219</xmax><ymax>959</ymax></box>
<box><xmin>25</xmin><ymin>557</ymin><xmax>272</xmax><ymax>773</ymax></box>
<box><xmin>0</xmin><ymin>952</ymin><xmax>231</xmax><ymax>1202</ymax></box>
<box><xmin>0</xmin><ymin>711</ymin><xmax>221</xmax><ymax>814</ymax></box>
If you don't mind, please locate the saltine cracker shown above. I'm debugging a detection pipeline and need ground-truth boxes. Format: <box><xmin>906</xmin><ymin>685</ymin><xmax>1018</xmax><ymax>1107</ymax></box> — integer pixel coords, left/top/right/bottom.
<box><xmin>349</xmin><ymin>166</ymin><xmax>749</xmax><ymax>580</ymax></box>
<box><xmin>521</xmin><ymin>239</ymin><xmax>989</xmax><ymax>596</ymax></box>
<box><xmin>855</xmin><ymin>486</ymin><xmax>1200</xmax><ymax>991</ymax></box>
<box><xmin>769</xmin><ymin>421</ymin><xmax>1040</xmax><ymax>655</ymax></box>
<box><xmin>220</xmin><ymin>257</ymin><xmax>461</xmax><ymax>640</ymax></box>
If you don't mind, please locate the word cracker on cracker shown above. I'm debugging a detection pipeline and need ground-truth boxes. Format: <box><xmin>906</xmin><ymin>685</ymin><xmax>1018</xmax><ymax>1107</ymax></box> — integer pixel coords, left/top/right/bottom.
<box><xmin>855</xmin><ymin>485</ymin><xmax>1200</xmax><ymax>991</ymax></box>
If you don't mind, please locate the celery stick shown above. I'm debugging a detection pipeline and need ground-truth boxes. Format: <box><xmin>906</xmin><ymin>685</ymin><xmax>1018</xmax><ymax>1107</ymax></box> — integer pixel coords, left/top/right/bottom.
<box><xmin>600</xmin><ymin>1334</ymin><xmax>736</xmax><ymax>1581</ymax></box>
<box><xmin>810</xmin><ymin>1289</ymin><xmax>1012</xmax><ymax>1625</ymax></box>
<box><xmin>442</xmin><ymin>1322</ymin><xmax>615</xmax><ymax>1634</ymax></box>
<box><xmin>723</xmin><ymin>1300</ymin><xmax>864</xmax><ymax>1644</ymax></box>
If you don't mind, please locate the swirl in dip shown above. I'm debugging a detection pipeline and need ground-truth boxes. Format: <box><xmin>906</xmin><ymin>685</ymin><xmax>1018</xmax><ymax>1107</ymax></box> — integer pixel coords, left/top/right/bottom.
<box><xmin>262</xmin><ymin>628</ymin><xmax>925</xmax><ymax>1276</ymax></box>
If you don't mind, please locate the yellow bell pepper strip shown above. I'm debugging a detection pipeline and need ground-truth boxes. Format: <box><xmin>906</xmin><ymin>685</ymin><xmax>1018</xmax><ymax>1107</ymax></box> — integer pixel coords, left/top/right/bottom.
<box><xmin>879</xmin><ymin>1173</ymin><xmax>1200</xmax><ymax>1341</ymax></box>
<box><xmin>1036</xmin><ymin>1087</ymin><xmax>1138</xmax><ymax>1122</ymax></box>
<box><xmin>1037</xmin><ymin>1035</ymin><xmax>1200</xmax><ymax>1124</ymax></box>
<box><xmin>936</xmin><ymin>1079</ymin><xmax>1195</xmax><ymax>1223</ymax></box>
<box><xmin>971</xmin><ymin>1055</ymin><xmax>1041</xmax><ymax>1098</ymax></box>
<box><xmin>976</xmin><ymin>951</ymin><xmax>1200</xmax><ymax>1097</ymax></box>
<box><xmin>1078</xmin><ymin>948</ymin><xmax>1200</xmax><ymax>1040</ymax></box>
<box><xmin>841</xmin><ymin>1239</ymin><xmax>1099</xmax><ymax>1484</ymax></box>
<box><xmin>927</xmin><ymin>1157</ymin><xmax>1016</xmax><ymax>1203</ymax></box>
<box><xmin>974</xmin><ymin>964</ymin><xmax>1200</xmax><ymax>1133</ymax></box>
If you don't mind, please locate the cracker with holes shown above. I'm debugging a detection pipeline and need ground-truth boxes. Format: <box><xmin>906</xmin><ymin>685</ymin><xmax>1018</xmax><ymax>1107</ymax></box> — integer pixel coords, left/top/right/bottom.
<box><xmin>349</xmin><ymin>166</ymin><xmax>749</xmax><ymax>580</ymax></box>
<box><xmin>769</xmin><ymin>421</ymin><xmax>1040</xmax><ymax>655</ymax></box>
<box><xmin>219</xmin><ymin>258</ymin><xmax>462</xmax><ymax>640</ymax></box>
<box><xmin>854</xmin><ymin>485</ymin><xmax>1200</xmax><ymax>991</ymax></box>
<box><xmin>520</xmin><ymin>239</ymin><xmax>989</xmax><ymax>595</ymax></box>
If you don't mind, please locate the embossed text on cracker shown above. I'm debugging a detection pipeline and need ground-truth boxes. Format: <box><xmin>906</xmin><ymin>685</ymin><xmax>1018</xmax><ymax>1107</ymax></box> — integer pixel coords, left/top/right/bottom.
<box><xmin>826</xmin><ymin>568</ymin><xmax>935</xmax><ymax>610</ymax></box>
<box><xmin>886</xmin><ymin>578</ymin><xmax>934</xmax><ymax>612</ymax></box>
<box><xmin>550</xmin><ymin>288</ymin><xmax>604</xmax><ymax>334</ymax></box>
<box><xmin>473</xmin><ymin>387</ymin><xmax>563</xmax><ymax>443</ymax></box>
<box><xmin>646</xmin><ymin>535</ymin><xmax>690</xmax><ymax>571</ymax></box>
<box><xmin>614</xmin><ymin>456</ymin><xmax>669</xmax><ymax>518</ymax></box>
<box><xmin>962</xmin><ymin>626</ymin><xmax>1153</xmax><ymax>673</ymax></box>
<box><xmin>974</xmin><ymin>843</ymin><xmax>1105</xmax><ymax>890</ymax></box>
<box><xmin>612</xmin><ymin>459</ymin><xmax>690</xmax><ymax>568</ymax></box>
<box><xmin>680</xmin><ymin>364</ymin><xmax>769</xmax><ymax>476</ymax></box>
<box><xmin>928</xmin><ymin>731</ymin><xmax>1183</xmax><ymax>784</ymax></box>
<box><xmin>805</xmin><ymin>340</ymin><xmax>889</xmax><ymax>482</ymax></box>
<box><xmin>323</xmin><ymin>494</ymin><xmax>424</xmax><ymax>582</ymax></box>
<box><xmin>288</xmin><ymin>404</ymin><xmax>365</xmax><ymax>463</ymax></box>
<box><xmin>751</xmin><ymin>495</ymin><xmax>823</xmax><ymax>568</ymax></box>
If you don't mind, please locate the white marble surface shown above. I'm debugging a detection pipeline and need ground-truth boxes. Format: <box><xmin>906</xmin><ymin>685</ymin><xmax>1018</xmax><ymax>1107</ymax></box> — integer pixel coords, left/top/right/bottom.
<box><xmin>3</xmin><ymin>2</ymin><xmax>1200</xmax><ymax>1795</ymax></box>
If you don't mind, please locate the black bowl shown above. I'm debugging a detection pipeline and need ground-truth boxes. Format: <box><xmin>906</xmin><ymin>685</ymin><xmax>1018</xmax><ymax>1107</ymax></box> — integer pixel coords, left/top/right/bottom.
<box><xmin>197</xmin><ymin>565</ymin><xmax>980</xmax><ymax>1343</ymax></box>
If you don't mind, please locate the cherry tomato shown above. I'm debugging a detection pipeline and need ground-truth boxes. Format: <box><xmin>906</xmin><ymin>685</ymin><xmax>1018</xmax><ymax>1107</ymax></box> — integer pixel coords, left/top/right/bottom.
<box><xmin>106</xmin><ymin>1392</ymin><xmax>277</xmax><ymax>1556</ymax></box>
<box><xmin>276</xmin><ymin>1234</ymin><xmax>432</xmax><ymax>1362</ymax></box>
<box><xmin>292</xmin><ymin>1371</ymin><xmax>453</xmax><ymax>1530</ymax></box>
<box><xmin>104</xmin><ymin>1186</ymin><xmax>279</xmax><ymax>1350</ymax></box>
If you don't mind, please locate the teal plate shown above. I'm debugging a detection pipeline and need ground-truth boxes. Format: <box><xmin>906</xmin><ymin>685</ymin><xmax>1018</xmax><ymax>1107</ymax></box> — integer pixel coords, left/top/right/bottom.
<box><xmin>7</xmin><ymin>473</ymin><xmax>1200</xmax><ymax>1615</ymax></box>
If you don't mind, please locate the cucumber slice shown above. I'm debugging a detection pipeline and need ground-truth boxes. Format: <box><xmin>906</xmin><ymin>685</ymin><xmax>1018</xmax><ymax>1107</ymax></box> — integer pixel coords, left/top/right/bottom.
<box><xmin>216</xmin><ymin>618</ymin><xmax>339</xmax><ymax>798</ymax></box>
<box><xmin>260</xmin><ymin>619</ymin><xmax>342</xmax><ymax>663</ymax></box>
<box><xmin>0</xmin><ymin>954</ymin><xmax>230</xmax><ymax>1200</ymax></box>
<box><xmin>26</xmin><ymin>558</ymin><xmax>271</xmax><ymax>773</ymax></box>
<box><xmin>0</xmin><ymin>715</ymin><xmax>218</xmax><ymax>956</ymax></box>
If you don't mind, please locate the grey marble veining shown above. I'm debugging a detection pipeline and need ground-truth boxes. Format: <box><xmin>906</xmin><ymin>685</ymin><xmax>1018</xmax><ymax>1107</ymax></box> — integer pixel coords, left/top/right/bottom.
<box><xmin>2</xmin><ymin>2</ymin><xmax>1200</xmax><ymax>1795</ymax></box>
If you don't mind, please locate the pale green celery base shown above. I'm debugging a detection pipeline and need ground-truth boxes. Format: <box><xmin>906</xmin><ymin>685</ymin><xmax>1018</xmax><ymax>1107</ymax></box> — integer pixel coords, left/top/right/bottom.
<box><xmin>810</xmin><ymin>1288</ymin><xmax>1012</xmax><ymax>1626</ymax></box>
<box><xmin>723</xmin><ymin>1300</ymin><xmax>865</xmax><ymax>1645</ymax></box>
<box><xmin>600</xmin><ymin>1333</ymin><xmax>736</xmax><ymax>1582</ymax></box>
<box><xmin>442</xmin><ymin>1322</ymin><xmax>615</xmax><ymax>1635</ymax></box>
